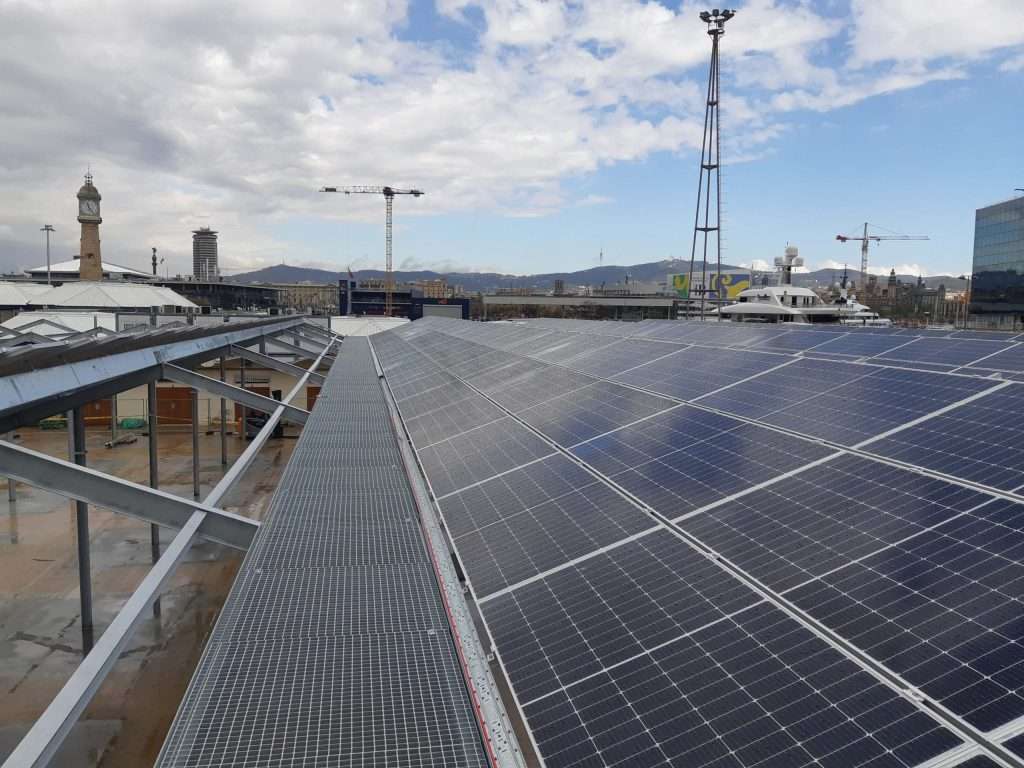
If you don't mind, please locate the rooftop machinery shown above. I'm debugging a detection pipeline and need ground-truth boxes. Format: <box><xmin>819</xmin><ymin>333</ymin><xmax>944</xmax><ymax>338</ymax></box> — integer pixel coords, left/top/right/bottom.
<box><xmin>321</xmin><ymin>185</ymin><xmax>425</xmax><ymax>317</ymax></box>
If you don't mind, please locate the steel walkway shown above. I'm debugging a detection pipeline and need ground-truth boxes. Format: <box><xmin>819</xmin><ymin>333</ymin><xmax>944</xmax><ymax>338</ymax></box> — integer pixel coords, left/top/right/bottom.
<box><xmin>156</xmin><ymin>337</ymin><xmax>490</xmax><ymax>767</ymax></box>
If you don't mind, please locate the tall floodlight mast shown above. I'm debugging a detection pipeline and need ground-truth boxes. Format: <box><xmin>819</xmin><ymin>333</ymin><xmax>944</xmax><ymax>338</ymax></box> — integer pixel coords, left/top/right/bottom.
<box><xmin>686</xmin><ymin>8</ymin><xmax>735</xmax><ymax>320</ymax></box>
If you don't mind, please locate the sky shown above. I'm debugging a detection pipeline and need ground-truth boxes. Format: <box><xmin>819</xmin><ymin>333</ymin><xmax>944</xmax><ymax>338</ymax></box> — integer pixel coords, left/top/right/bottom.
<box><xmin>0</xmin><ymin>0</ymin><xmax>1022</xmax><ymax>280</ymax></box>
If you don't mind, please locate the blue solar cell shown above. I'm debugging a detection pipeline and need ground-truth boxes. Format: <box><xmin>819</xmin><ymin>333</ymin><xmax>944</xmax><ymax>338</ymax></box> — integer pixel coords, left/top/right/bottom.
<box><xmin>867</xmin><ymin>385</ymin><xmax>1024</xmax><ymax>491</ymax></box>
<box><xmin>521</xmin><ymin>601</ymin><xmax>961</xmax><ymax>768</ymax></box>
<box><xmin>450</xmin><ymin>480</ymin><xmax>654</xmax><ymax>598</ymax></box>
<box><xmin>787</xmin><ymin>499</ymin><xmax>1024</xmax><ymax>731</ymax></box>
<box><xmin>482</xmin><ymin>529</ymin><xmax>761</xmax><ymax>702</ymax></box>
<box><xmin>519</xmin><ymin>380</ymin><xmax>675</xmax><ymax>445</ymax></box>
<box><xmin>874</xmin><ymin>338</ymin><xmax>1011</xmax><ymax>368</ymax></box>
<box><xmin>759</xmin><ymin>366</ymin><xmax>999</xmax><ymax>445</ymax></box>
<box><xmin>695</xmin><ymin>357</ymin><xmax>864</xmax><ymax>418</ymax></box>
<box><xmin>613</xmin><ymin>348</ymin><xmax>792</xmax><ymax>401</ymax></box>
<box><xmin>565</xmin><ymin>338</ymin><xmax>686</xmax><ymax>377</ymax></box>
<box><xmin>678</xmin><ymin>454</ymin><xmax>993</xmax><ymax>592</ymax></box>
<box><xmin>968</xmin><ymin>344</ymin><xmax>1024</xmax><ymax>374</ymax></box>
<box><xmin>805</xmin><ymin>333</ymin><xmax>924</xmax><ymax>359</ymax></box>
<box><xmin>607</xmin><ymin>423</ymin><xmax>836</xmax><ymax>516</ymax></box>
<box><xmin>570</xmin><ymin>405</ymin><xmax>739</xmax><ymax>476</ymax></box>
<box><xmin>416</xmin><ymin>417</ymin><xmax>555</xmax><ymax>497</ymax></box>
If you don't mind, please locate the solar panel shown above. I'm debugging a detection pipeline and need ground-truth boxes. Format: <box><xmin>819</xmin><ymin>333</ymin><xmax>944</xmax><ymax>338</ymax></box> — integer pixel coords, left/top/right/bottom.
<box><xmin>366</xmin><ymin>319</ymin><xmax>1024</xmax><ymax>768</ymax></box>
<box><xmin>565</xmin><ymin>338</ymin><xmax>685</xmax><ymax>377</ymax></box>
<box><xmin>518</xmin><ymin>380</ymin><xmax>676</xmax><ymax>445</ymax></box>
<box><xmin>756</xmin><ymin>366</ymin><xmax>999</xmax><ymax>446</ymax></box>
<box><xmin>612</xmin><ymin>347</ymin><xmax>791</xmax><ymax>400</ymax></box>
<box><xmin>677</xmin><ymin>453</ymin><xmax>994</xmax><ymax>592</ymax></box>
<box><xmin>967</xmin><ymin>344</ymin><xmax>1024</xmax><ymax>375</ymax></box>
<box><xmin>866</xmin><ymin>384</ymin><xmax>1024</xmax><ymax>491</ymax></box>
<box><xmin>521</xmin><ymin>600</ymin><xmax>962</xmax><ymax>768</ymax></box>
<box><xmin>872</xmin><ymin>337</ymin><xmax>1012</xmax><ymax>370</ymax></box>
<box><xmin>416</xmin><ymin>416</ymin><xmax>556</xmax><ymax>497</ymax></box>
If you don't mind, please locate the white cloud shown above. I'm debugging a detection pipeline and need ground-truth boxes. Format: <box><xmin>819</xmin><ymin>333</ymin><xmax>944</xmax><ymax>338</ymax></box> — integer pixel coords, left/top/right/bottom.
<box><xmin>849</xmin><ymin>1</ymin><xmax>1024</xmax><ymax>66</ymax></box>
<box><xmin>0</xmin><ymin>0</ymin><xmax>1019</xmax><ymax>274</ymax></box>
<box><xmin>1001</xmin><ymin>53</ymin><xmax>1024</xmax><ymax>72</ymax></box>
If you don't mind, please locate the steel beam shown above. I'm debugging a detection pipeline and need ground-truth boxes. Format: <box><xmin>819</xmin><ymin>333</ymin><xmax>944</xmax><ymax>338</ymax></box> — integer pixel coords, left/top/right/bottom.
<box><xmin>229</xmin><ymin>345</ymin><xmax>326</xmax><ymax>385</ymax></box>
<box><xmin>0</xmin><ymin>334</ymin><xmax>337</xmax><ymax>768</ymax></box>
<box><xmin>204</xmin><ymin>339</ymin><xmax>335</xmax><ymax>507</ymax></box>
<box><xmin>0</xmin><ymin>318</ymin><xmax>308</xmax><ymax>433</ymax></box>
<box><xmin>0</xmin><ymin>510</ymin><xmax>205</xmax><ymax>768</ymax></box>
<box><xmin>0</xmin><ymin>440</ymin><xmax>257</xmax><ymax>550</ymax></box>
<box><xmin>298</xmin><ymin>322</ymin><xmax>336</xmax><ymax>342</ymax></box>
<box><xmin>161</xmin><ymin>365</ymin><xmax>308</xmax><ymax>426</ymax></box>
<box><xmin>266</xmin><ymin>335</ymin><xmax>336</xmax><ymax>361</ymax></box>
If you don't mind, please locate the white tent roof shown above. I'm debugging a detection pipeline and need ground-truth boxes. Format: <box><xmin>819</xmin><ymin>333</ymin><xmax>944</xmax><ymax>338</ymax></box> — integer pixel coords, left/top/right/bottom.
<box><xmin>25</xmin><ymin>259</ymin><xmax>153</xmax><ymax>278</ymax></box>
<box><xmin>2</xmin><ymin>311</ymin><xmax>118</xmax><ymax>334</ymax></box>
<box><xmin>329</xmin><ymin>316</ymin><xmax>409</xmax><ymax>336</ymax></box>
<box><xmin>0</xmin><ymin>281</ymin><xmax>53</xmax><ymax>305</ymax></box>
<box><xmin>27</xmin><ymin>282</ymin><xmax>196</xmax><ymax>309</ymax></box>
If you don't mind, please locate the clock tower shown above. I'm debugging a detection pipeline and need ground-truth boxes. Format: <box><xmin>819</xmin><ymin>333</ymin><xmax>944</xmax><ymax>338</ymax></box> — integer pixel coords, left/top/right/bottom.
<box><xmin>77</xmin><ymin>173</ymin><xmax>103</xmax><ymax>281</ymax></box>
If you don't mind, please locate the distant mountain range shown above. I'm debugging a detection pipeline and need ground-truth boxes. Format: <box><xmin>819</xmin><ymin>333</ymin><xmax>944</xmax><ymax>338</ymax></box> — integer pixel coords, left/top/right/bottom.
<box><xmin>231</xmin><ymin>260</ymin><xmax>966</xmax><ymax>293</ymax></box>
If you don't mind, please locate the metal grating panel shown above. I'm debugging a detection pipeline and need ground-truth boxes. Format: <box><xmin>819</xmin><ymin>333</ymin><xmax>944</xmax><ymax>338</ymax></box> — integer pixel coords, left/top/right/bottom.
<box><xmin>156</xmin><ymin>337</ymin><xmax>489</xmax><ymax>768</ymax></box>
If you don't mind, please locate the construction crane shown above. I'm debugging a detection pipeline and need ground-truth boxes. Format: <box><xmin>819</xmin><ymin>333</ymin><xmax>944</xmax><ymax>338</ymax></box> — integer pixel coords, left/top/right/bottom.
<box><xmin>320</xmin><ymin>185</ymin><xmax>424</xmax><ymax>317</ymax></box>
<box><xmin>836</xmin><ymin>223</ymin><xmax>929</xmax><ymax>282</ymax></box>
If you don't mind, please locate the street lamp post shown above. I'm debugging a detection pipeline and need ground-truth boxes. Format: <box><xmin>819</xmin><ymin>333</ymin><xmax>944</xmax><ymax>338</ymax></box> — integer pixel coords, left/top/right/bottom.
<box><xmin>40</xmin><ymin>225</ymin><xmax>55</xmax><ymax>286</ymax></box>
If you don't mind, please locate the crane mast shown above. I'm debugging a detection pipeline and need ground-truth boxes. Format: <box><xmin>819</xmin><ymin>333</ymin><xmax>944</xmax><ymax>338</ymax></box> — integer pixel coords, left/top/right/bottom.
<box><xmin>836</xmin><ymin>222</ymin><xmax>929</xmax><ymax>283</ymax></box>
<box><xmin>321</xmin><ymin>185</ymin><xmax>424</xmax><ymax>317</ymax></box>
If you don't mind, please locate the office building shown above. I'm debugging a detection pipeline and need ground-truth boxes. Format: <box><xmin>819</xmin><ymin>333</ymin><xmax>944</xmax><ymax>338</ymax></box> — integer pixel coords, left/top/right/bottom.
<box><xmin>192</xmin><ymin>227</ymin><xmax>219</xmax><ymax>281</ymax></box>
<box><xmin>971</xmin><ymin>195</ymin><xmax>1024</xmax><ymax>325</ymax></box>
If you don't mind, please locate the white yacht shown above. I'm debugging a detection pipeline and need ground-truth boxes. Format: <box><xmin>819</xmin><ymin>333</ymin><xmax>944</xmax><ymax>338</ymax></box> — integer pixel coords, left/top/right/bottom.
<box><xmin>716</xmin><ymin>247</ymin><xmax>890</xmax><ymax>326</ymax></box>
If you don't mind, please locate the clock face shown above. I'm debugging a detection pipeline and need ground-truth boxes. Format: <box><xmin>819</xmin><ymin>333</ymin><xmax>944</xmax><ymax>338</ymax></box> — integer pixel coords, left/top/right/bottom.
<box><xmin>80</xmin><ymin>199</ymin><xmax>99</xmax><ymax>217</ymax></box>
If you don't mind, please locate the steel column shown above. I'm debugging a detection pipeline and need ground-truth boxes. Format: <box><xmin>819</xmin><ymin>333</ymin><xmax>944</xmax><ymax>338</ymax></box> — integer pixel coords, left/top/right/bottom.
<box><xmin>69</xmin><ymin>408</ymin><xmax>94</xmax><ymax>651</ymax></box>
<box><xmin>146</xmin><ymin>381</ymin><xmax>161</xmax><ymax>618</ymax></box>
<box><xmin>239</xmin><ymin>353</ymin><xmax>247</xmax><ymax>441</ymax></box>
<box><xmin>219</xmin><ymin>356</ymin><xmax>227</xmax><ymax>466</ymax></box>
<box><xmin>192</xmin><ymin>388</ymin><xmax>200</xmax><ymax>499</ymax></box>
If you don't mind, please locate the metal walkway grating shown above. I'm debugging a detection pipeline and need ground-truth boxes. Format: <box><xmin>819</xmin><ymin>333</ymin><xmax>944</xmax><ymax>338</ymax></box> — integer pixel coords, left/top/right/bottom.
<box><xmin>156</xmin><ymin>337</ymin><xmax>490</xmax><ymax>768</ymax></box>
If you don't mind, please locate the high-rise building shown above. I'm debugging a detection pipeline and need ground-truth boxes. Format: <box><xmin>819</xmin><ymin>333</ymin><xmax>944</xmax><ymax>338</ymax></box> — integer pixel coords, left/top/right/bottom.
<box><xmin>192</xmin><ymin>227</ymin><xmax>219</xmax><ymax>281</ymax></box>
<box><xmin>971</xmin><ymin>195</ymin><xmax>1024</xmax><ymax>325</ymax></box>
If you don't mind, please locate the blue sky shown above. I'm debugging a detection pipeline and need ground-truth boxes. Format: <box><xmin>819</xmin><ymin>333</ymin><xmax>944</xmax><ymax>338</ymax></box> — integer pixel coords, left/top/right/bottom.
<box><xmin>1</xmin><ymin>0</ymin><xmax>1022</xmax><ymax>278</ymax></box>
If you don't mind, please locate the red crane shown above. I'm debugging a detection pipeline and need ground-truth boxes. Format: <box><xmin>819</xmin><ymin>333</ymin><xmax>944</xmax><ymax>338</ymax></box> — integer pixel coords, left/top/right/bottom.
<box><xmin>836</xmin><ymin>223</ymin><xmax>929</xmax><ymax>281</ymax></box>
<box><xmin>321</xmin><ymin>185</ymin><xmax>425</xmax><ymax>317</ymax></box>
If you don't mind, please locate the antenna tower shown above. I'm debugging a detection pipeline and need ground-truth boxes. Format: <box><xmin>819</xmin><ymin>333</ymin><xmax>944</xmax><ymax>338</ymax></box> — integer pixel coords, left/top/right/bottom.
<box><xmin>686</xmin><ymin>8</ymin><xmax>735</xmax><ymax>319</ymax></box>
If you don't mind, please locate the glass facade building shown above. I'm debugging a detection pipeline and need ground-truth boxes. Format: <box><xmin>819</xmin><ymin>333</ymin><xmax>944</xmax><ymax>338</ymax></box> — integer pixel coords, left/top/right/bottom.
<box><xmin>971</xmin><ymin>196</ymin><xmax>1024</xmax><ymax>319</ymax></box>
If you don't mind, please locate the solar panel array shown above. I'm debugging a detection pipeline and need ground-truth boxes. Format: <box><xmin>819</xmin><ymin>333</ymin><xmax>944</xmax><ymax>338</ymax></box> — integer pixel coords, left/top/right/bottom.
<box><xmin>156</xmin><ymin>337</ymin><xmax>490</xmax><ymax>768</ymax></box>
<box><xmin>372</xmin><ymin>317</ymin><xmax>1024</xmax><ymax>768</ymax></box>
